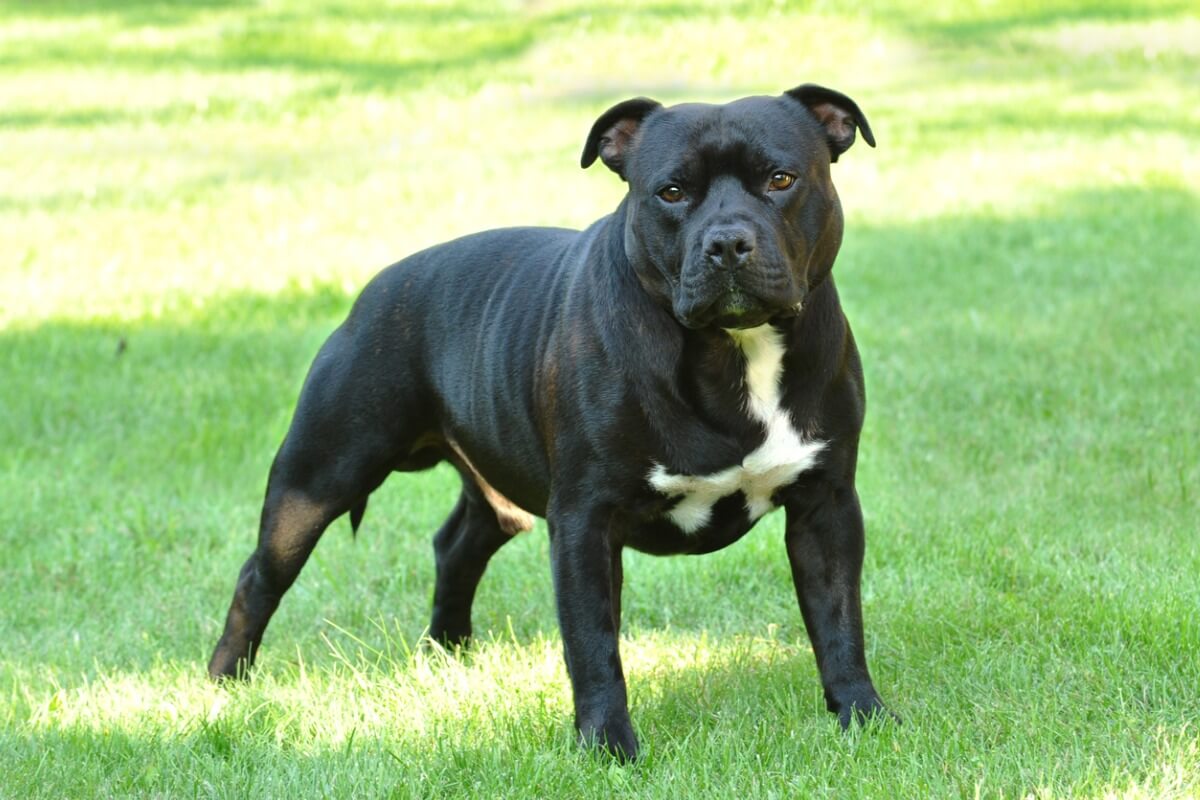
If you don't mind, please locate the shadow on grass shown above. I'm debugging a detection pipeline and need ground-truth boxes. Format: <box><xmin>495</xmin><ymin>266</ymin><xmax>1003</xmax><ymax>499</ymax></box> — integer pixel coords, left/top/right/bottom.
<box><xmin>0</xmin><ymin>0</ymin><xmax>245</xmax><ymax>21</ymax></box>
<box><xmin>0</xmin><ymin>283</ymin><xmax>353</xmax><ymax>499</ymax></box>
<box><xmin>891</xmin><ymin>0</ymin><xmax>1198</xmax><ymax>41</ymax></box>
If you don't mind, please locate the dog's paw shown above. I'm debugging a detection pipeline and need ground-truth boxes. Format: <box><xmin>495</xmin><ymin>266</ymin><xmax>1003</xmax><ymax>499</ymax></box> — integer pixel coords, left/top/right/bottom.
<box><xmin>207</xmin><ymin>652</ymin><xmax>252</xmax><ymax>683</ymax></box>
<box><xmin>830</xmin><ymin>686</ymin><xmax>898</xmax><ymax>730</ymax></box>
<box><xmin>423</xmin><ymin>628</ymin><xmax>473</xmax><ymax>657</ymax></box>
<box><xmin>578</xmin><ymin>719</ymin><xmax>640</xmax><ymax>763</ymax></box>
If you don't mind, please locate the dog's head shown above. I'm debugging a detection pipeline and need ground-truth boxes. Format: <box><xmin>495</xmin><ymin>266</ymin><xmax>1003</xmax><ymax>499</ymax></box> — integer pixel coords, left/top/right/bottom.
<box><xmin>581</xmin><ymin>85</ymin><xmax>874</xmax><ymax>330</ymax></box>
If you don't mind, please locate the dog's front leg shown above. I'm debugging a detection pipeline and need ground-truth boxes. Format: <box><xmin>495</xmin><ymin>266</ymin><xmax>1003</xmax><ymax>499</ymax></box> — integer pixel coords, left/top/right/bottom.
<box><xmin>785</xmin><ymin>484</ymin><xmax>890</xmax><ymax>728</ymax></box>
<box><xmin>548</xmin><ymin>505</ymin><xmax>637</xmax><ymax>761</ymax></box>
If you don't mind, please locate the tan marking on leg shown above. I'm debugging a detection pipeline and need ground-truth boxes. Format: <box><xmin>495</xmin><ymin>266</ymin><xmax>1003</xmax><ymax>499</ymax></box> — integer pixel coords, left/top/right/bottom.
<box><xmin>267</xmin><ymin>491</ymin><xmax>329</xmax><ymax>561</ymax></box>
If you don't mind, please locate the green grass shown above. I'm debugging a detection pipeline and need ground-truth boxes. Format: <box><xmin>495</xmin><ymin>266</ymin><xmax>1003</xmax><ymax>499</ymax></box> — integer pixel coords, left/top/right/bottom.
<box><xmin>2</xmin><ymin>0</ymin><xmax>1199</xmax><ymax>797</ymax></box>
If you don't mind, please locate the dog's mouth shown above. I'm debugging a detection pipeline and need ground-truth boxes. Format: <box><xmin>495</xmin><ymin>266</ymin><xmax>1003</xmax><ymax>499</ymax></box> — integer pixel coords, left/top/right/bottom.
<box><xmin>677</xmin><ymin>288</ymin><xmax>774</xmax><ymax>330</ymax></box>
<box><xmin>708</xmin><ymin>290</ymin><xmax>774</xmax><ymax>329</ymax></box>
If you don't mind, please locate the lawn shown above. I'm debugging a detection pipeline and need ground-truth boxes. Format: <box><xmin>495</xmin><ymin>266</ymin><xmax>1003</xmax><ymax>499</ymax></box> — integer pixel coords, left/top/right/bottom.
<box><xmin>1</xmin><ymin>0</ymin><xmax>1198</xmax><ymax>797</ymax></box>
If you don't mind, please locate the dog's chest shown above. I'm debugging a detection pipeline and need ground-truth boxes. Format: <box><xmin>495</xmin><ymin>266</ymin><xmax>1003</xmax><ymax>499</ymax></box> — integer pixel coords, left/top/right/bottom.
<box><xmin>647</xmin><ymin>326</ymin><xmax>825</xmax><ymax>534</ymax></box>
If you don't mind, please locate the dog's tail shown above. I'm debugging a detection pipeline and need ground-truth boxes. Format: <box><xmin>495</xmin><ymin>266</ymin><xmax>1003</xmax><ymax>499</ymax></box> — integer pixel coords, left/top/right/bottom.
<box><xmin>348</xmin><ymin>498</ymin><xmax>368</xmax><ymax>538</ymax></box>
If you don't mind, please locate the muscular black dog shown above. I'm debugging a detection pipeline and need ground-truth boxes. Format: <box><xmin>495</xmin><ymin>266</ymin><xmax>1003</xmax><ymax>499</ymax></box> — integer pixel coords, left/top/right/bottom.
<box><xmin>209</xmin><ymin>84</ymin><xmax>890</xmax><ymax>759</ymax></box>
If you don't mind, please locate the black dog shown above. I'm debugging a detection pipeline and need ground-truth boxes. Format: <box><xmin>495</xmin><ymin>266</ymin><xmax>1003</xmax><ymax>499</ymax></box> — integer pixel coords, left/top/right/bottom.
<box><xmin>209</xmin><ymin>84</ymin><xmax>890</xmax><ymax>759</ymax></box>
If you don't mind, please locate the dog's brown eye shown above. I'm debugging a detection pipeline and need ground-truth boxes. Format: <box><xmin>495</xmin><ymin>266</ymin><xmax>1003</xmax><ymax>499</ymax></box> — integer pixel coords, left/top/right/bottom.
<box><xmin>768</xmin><ymin>172</ymin><xmax>796</xmax><ymax>192</ymax></box>
<box><xmin>657</xmin><ymin>185</ymin><xmax>685</xmax><ymax>203</ymax></box>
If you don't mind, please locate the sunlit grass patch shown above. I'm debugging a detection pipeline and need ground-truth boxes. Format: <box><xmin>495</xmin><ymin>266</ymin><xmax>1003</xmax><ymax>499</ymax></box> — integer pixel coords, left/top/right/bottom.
<box><xmin>1024</xmin><ymin>16</ymin><xmax>1200</xmax><ymax>58</ymax></box>
<box><xmin>14</xmin><ymin>626</ymin><xmax>812</xmax><ymax>742</ymax></box>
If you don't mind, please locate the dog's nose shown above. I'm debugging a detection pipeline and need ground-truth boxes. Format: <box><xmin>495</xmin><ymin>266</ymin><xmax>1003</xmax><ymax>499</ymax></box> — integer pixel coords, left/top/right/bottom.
<box><xmin>704</xmin><ymin>227</ymin><xmax>756</xmax><ymax>268</ymax></box>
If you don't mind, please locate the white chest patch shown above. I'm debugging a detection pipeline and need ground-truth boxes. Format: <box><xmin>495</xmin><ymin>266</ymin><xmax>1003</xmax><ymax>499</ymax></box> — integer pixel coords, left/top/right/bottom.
<box><xmin>648</xmin><ymin>325</ymin><xmax>826</xmax><ymax>534</ymax></box>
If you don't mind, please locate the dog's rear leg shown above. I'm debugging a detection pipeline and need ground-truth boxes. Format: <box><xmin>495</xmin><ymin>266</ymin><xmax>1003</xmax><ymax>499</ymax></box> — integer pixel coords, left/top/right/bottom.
<box><xmin>207</xmin><ymin>477</ymin><xmax>326</xmax><ymax>679</ymax></box>
<box><xmin>429</xmin><ymin>484</ymin><xmax>519</xmax><ymax>648</ymax></box>
<box><xmin>207</xmin><ymin>433</ymin><xmax>391</xmax><ymax>680</ymax></box>
<box><xmin>207</xmin><ymin>330</ymin><xmax>402</xmax><ymax>680</ymax></box>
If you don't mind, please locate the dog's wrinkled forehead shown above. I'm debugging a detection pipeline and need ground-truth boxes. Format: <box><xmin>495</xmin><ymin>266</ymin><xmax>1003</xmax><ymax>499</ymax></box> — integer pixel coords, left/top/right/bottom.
<box><xmin>626</xmin><ymin>97</ymin><xmax>824</xmax><ymax>185</ymax></box>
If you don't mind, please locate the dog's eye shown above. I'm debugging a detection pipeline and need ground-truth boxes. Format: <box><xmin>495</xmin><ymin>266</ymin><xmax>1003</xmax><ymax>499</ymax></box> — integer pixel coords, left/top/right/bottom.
<box><xmin>657</xmin><ymin>185</ymin><xmax>686</xmax><ymax>203</ymax></box>
<box><xmin>768</xmin><ymin>172</ymin><xmax>796</xmax><ymax>192</ymax></box>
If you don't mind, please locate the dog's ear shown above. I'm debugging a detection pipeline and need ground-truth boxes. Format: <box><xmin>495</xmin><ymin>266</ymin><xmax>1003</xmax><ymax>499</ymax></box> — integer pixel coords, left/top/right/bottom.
<box><xmin>785</xmin><ymin>84</ymin><xmax>875</xmax><ymax>163</ymax></box>
<box><xmin>580</xmin><ymin>97</ymin><xmax>662</xmax><ymax>180</ymax></box>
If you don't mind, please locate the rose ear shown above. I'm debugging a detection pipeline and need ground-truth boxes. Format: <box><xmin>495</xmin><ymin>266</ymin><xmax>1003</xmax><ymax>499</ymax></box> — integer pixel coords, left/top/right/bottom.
<box><xmin>785</xmin><ymin>84</ymin><xmax>875</xmax><ymax>163</ymax></box>
<box><xmin>580</xmin><ymin>97</ymin><xmax>662</xmax><ymax>180</ymax></box>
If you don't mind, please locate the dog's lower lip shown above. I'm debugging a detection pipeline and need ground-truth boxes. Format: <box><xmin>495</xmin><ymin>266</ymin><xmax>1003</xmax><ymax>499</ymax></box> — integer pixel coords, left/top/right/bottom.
<box><xmin>715</xmin><ymin>311</ymin><xmax>771</xmax><ymax>330</ymax></box>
